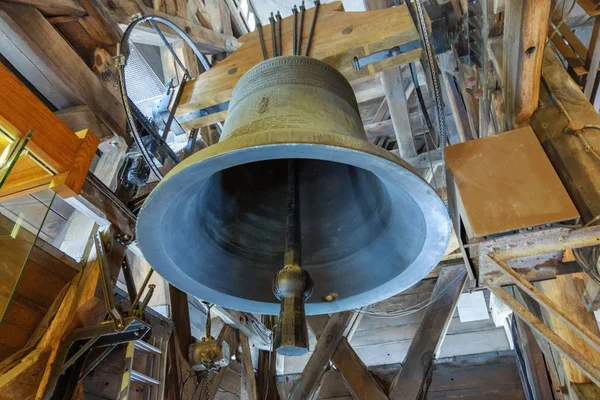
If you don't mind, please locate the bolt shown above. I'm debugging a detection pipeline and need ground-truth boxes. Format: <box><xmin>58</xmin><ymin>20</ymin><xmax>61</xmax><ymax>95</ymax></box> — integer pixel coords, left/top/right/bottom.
<box><xmin>342</xmin><ymin>26</ymin><xmax>353</xmax><ymax>35</ymax></box>
<box><xmin>228</xmin><ymin>67</ymin><xmax>237</xmax><ymax>75</ymax></box>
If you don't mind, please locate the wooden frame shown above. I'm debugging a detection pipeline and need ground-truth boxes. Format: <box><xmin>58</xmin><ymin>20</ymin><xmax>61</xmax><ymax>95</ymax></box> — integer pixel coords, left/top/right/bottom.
<box><xmin>0</xmin><ymin>63</ymin><xmax>99</xmax><ymax>201</ymax></box>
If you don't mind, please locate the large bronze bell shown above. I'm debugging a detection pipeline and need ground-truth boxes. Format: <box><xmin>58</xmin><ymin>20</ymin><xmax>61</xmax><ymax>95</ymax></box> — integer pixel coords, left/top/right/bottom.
<box><xmin>137</xmin><ymin>56</ymin><xmax>450</xmax><ymax>318</ymax></box>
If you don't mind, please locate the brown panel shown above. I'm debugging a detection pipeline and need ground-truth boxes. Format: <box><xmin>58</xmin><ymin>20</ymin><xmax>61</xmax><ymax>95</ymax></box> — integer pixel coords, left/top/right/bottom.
<box><xmin>444</xmin><ymin>126</ymin><xmax>580</xmax><ymax>239</ymax></box>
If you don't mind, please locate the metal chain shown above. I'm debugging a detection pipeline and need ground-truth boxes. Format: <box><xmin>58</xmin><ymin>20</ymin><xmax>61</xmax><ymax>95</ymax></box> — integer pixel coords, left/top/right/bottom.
<box><xmin>412</xmin><ymin>0</ymin><xmax>446</xmax><ymax>151</ymax></box>
<box><xmin>205</xmin><ymin>374</ymin><xmax>211</xmax><ymax>400</ymax></box>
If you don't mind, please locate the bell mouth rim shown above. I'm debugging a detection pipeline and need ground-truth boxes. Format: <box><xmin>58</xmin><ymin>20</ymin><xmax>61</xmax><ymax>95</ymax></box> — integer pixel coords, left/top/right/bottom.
<box><xmin>137</xmin><ymin>131</ymin><xmax>451</xmax><ymax>315</ymax></box>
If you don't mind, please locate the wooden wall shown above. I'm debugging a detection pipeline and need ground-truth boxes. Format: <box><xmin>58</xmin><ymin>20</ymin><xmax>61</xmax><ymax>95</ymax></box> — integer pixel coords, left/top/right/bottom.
<box><xmin>0</xmin><ymin>240</ymin><xmax>80</xmax><ymax>361</ymax></box>
<box><xmin>275</xmin><ymin>352</ymin><xmax>526</xmax><ymax>400</ymax></box>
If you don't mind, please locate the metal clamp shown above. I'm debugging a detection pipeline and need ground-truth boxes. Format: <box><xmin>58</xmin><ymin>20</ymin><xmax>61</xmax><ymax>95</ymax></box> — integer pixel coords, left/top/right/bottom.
<box><xmin>352</xmin><ymin>40</ymin><xmax>421</xmax><ymax>70</ymax></box>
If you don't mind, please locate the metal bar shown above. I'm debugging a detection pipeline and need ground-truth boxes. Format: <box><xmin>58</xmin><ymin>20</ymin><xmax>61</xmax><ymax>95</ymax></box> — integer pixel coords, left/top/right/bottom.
<box><xmin>257</xmin><ymin>21</ymin><xmax>268</xmax><ymax>60</ymax></box>
<box><xmin>304</xmin><ymin>0</ymin><xmax>320</xmax><ymax>56</ymax></box>
<box><xmin>138</xmin><ymin>284</ymin><xmax>156</xmax><ymax>315</ymax></box>
<box><xmin>284</xmin><ymin>159</ymin><xmax>301</xmax><ymax>267</ymax></box>
<box><xmin>185</xmin><ymin>128</ymin><xmax>199</xmax><ymax>158</ymax></box>
<box><xmin>160</xmin><ymin>75</ymin><xmax>189</xmax><ymax>141</ymax></box>
<box><xmin>119</xmin><ymin>341</ymin><xmax>135</xmax><ymax>399</ymax></box>
<box><xmin>297</xmin><ymin>2</ymin><xmax>305</xmax><ymax>57</ymax></box>
<box><xmin>79</xmin><ymin>345</ymin><xmax>118</xmax><ymax>380</ymax></box>
<box><xmin>95</xmin><ymin>232</ymin><xmax>125</xmax><ymax>330</ymax></box>
<box><xmin>276</xmin><ymin>11</ymin><xmax>282</xmax><ymax>57</ymax></box>
<box><xmin>270</xmin><ymin>13</ymin><xmax>277</xmax><ymax>58</ymax></box>
<box><xmin>148</xmin><ymin>20</ymin><xmax>189</xmax><ymax>77</ymax></box>
<box><xmin>487</xmin><ymin>253</ymin><xmax>600</xmax><ymax>353</ymax></box>
<box><xmin>410</xmin><ymin>62</ymin><xmax>434</xmax><ymax>134</ymax></box>
<box><xmin>487</xmin><ymin>284</ymin><xmax>600</xmax><ymax>387</ymax></box>
<box><xmin>293</xmin><ymin>6</ymin><xmax>298</xmax><ymax>55</ymax></box>
<box><xmin>135</xmin><ymin>340</ymin><xmax>162</xmax><ymax>355</ymax></box>
<box><xmin>121</xmin><ymin>257</ymin><xmax>137</xmax><ymax>303</ymax></box>
<box><xmin>131</xmin><ymin>370</ymin><xmax>160</xmax><ymax>386</ymax></box>
<box><xmin>60</xmin><ymin>337</ymin><xmax>100</xmax><ymax>375</ymax></box>
<box><xmin>352</xmin><ymin>40</ymin><xmax>421</xmax><ymax>70</ymax></box>
<box><xmin>131</xmin><ymin>268</ymin><xmax>154</xmax><ymax>312</ymax></box>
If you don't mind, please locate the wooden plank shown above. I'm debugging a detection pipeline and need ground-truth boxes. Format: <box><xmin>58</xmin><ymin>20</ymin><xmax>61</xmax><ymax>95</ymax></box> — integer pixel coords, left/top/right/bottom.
<box><xmin>239</xmin><ymin>331</ymin><xmax>258</xmax><ymax>400</ymax></box>
<box><xmin>380</xmin><ymin>67</ymin><xmax>416</xmax><ymax>158</ymax></box>
<box><xmin>213</xmin><ymin>306</ymin><xmax>270</xmax><ymax>350</ymax></box>
<box><xmin>585</xmin><ymin>19</ymin><xmax>600</xmax><ymax>107</ymax></box>
<box><xmin>55</xmin><ymin>105</ymin><xmax>115</xmax><ymax>142</ymax></box>
<box><xmin>502</xmin><ymin>0</ymin><xmax>550</xmax><ymax>128</ymax></box>
<box><xmin>169</xmin><ymin>286</ymin><xmax>192</xmax><ymax>351</ymax></box>
<box><xmin>531</xmin><ymin>47</ymin><xmax>600</xmax><ymax>223</ymax></box>
<box><xmin>388</xmin><ymin>265</ymin><xmax>467</xmax><ymax>400</ymax></box>
<box><xmin>105</xmin><ymin>0</ymin><xmax>238</xmax><ymax>53</ymax></box>
<box><xmin>257</xmin><ymin>316</ymin><xmax>277</xmax><ymax>400</ymax></box>
<box><xmin>488</xmin><ymin>284</ymin><xmax>600</xmax><ymax>387</ymax></box>
<box><xmin>288</xmin><ymin>312</ymin><xmax>354</xmax><ymax>400</ymax></box>
<box><xmin>572</xmin><ymin>382</ymin><xmax>600</xmax><ymax>399</ymax></box>
<box><xmin>307</xmin><ymin>315</ymin><xmax>389</xmax><ymax>400</ymax></box>
<box><xmin>176</xmin><ymin>2</ymin><xmax>421</xmax><ymax>128</ymax></box>
<box><xmin>487</xmin><ymin>254</ymin><xmax>600</xmax><ymax>354</ymax></box>
<box><xmin>0</xmin><ymin>3</ymin><xmax>127</xmax><ymax>140</ymax></box>
<box><xmin>3</xmin><ymin>0</ymin><xmax>86</xmax><ymax>16</ymax></box>
<box><xmin>513</xmin><ymin>316</ymin><xmax>554</xmax><ymax>400</ymax></box>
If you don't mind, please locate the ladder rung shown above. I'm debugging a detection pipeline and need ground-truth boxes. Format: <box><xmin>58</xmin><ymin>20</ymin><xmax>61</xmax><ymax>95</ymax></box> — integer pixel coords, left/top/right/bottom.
<box><xmin>131</xmin><ymin>370</ymin><xmax>160</xmax><ymax>386</ymax></box>
<box><xmin>134</xmin><ymin>340</ymin><xmax>162</xmax><ymax>355</ymax></box>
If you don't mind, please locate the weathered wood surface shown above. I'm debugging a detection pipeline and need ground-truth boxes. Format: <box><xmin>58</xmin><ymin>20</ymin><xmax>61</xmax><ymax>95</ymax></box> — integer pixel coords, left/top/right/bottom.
<box><xmin>239</xmin><ymin>331</ymin><xmax>258</xmax><ymax>400</ymax></box>
<box><xmin>388</xmin><ymin>265</ymin><xmax>467</xmax><ymax>399</ymax></box>
<box><xmin>277</xmin><ymin>352</ymin><xmax>526</xmax><ymax>400</ymax></box>
<box><xmin>307</xmin><ymin>315</ymin><xmax>388</xmax><ymax>400</ymax></box>
<box><xmin>381</xmin><ymin>67</ymin><xmax>416</xmax><ymax>158</ymax></box>
<box><xmin>530</xmin><ymin>48</ymin><xmax>600</xmax><ymax>224</ymax></box>
<box><xmin>0</xmin><ymin>2</ymin><xmax>127</xmax><ymax>140</ymax></box>
<box><xmin>176</xmin><ymin>2</ymin><xmax>421</xmax><ymax>128</ymax></box>
<box><xmin>288</xmin><ymin>312</ymin><xmax>354</xmax><ymax>400</ymax></box>
<box><xmin>502</xmin><ymin>0</ymin><xmax>550</xmax><ymax>128</ymax></box>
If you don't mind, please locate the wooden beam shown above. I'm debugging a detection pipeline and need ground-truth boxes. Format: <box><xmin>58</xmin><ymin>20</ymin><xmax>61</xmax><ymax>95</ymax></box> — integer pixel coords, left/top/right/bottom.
<box><xmin>3</xmin><ymin>0</ymin><xmax>86</xmax><ymax>16</ymax></box>
<box><xmin>176</xmin><ymin>2</ymin><xmax>421</xmax><ymax>128</ymax></box>
<box><xmin>530</xmin><ymin>47</ymin><xmax>600</xmax><ymax>224</ymax></box>
<box><xmin>502</xmin><ymin>0</ymin><xmax>550</xmax><ymax>128</ymax></box>
<box><xmin>257</xmin><ymin>316</ymin><xmax>278</xmax><ymax>400</ymax></box>
<box><xmin>169</xmin><ymin>286</ymin><xmax>193</xmax><ymax>351</ymax></box>
<box><xmin>488</xmin><ymin>284</ymin><xmax>600</xmax><ymax>387</ymax></box>
<box><xmin>288</xmin><ymin>312</ymin><xmax>354</xmax><ymax>400</ymax></box>
<box><xmin>104</xmin><ymin>0</ymin><xmax>238</xmax><ymax>54</ymax></box>
<box><xmin>307</xmin><ymin>315</ymin><xmax>389</xmax><ymax>400</ymax></box>
<box><xmin>513</xmin><ymin>316</ymin><xmax>555</xmax><ymax>399</ymax></box>
<box><xmin>381</xmin><ymin>67</ymin><xmax>416</xmax><ymax>158</ymax></box>
<box><xmin>388</xmin><ymin>265</ymin><xmax>467</xmax><ymax>400</ymax></box>
<box><xmin>0</xmin><ymin>2</ymin><xmax>127</xmax><ymax>140</ymax></box>
<box><xmin>239</xmin><ymin>331</ymin><xmax>258</xmax><ymax>400</ymax></box>
<box><xmin>213</xmin><ymin>306</ymin><xmax>271</xmax><ymax>350</ymax></box>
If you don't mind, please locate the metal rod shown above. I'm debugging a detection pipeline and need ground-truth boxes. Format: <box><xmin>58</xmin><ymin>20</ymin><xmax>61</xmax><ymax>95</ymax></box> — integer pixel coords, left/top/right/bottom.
<box><xmin>148</xmin><ymin>20</ymin><xmax>189</xmax><ymax>77</ymax></box>
<box><xmin>60</xmin><ymin>337</ymin><xmax>99</xmax><ymax>375</ymax></box>
<box><xmin>121</xmin><ymin>257</ymin><xmax>137</xmax><ymax>303</ymax></box>
<box><xmin>257</xmin><ymin>21</ymin><xmax>268</xmax><ymax>60</ymax></box>
<box><xmin>130</xmin><ymin>268</ymin><xmax>154</xmax><ymax>312</ymax></box>
<box><xmin>276</xmin><ymin>12</ymin><xmax>282</xmax><ymax>57</ymax></box>
<box><xmin>284</xmin><ymin>159</ymin><xmax>301</xmax><ymax>266</ymax></box>
<box><xmin>297</xmin><ymin>1</ymin><xmax>305</xmax><ymax>57</ymax></box>
<box><xmin>138</xmin><ymin>284</ymin><xmax>156</xmax><ymax>315</ymax></box>
<box><xmin>160</xmin><ymin>75</ymin><xmax>189</xmax><ymax>141</ymax></box>
<box><xmin>304</xmin><ymin>0</ymin><xmax>320</xmax><ymax>56</ymax></box>
<box><xmin>79</xmin><ymin>345</ymin><xmax>117</xmax><ymax>380</ymax></box>
<box><xmin>269</xmin><ymin>13</ymin><xmax>277</xmax><ymax>57</ymax></box>
<box><xmin>95</xmin><ymin>232</ymin><xmax>124</xmax><ymax>330</ymax></box>
<box><xmin>292</xmin><ymin>6</ymin><xmax>298</xmax><ymax>55</ymax></box>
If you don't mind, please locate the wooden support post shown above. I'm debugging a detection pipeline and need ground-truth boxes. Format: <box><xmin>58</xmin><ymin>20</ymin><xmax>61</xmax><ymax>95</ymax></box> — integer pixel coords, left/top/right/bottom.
<box><xmin>257</xmin><ymin>316</ymin><xmax>278</xmax><ymax>400</ymax></box>
<box><xmin>307</xmin><ymin>315</ymin><xmax>389</xmax><ymax>400</ymax></box>
<box><xmin>381</xmin><ymin>67</ymin><xmax>417</xmax><ymax>158</ymax></box>
<box><xmin>169</xmin><ymin>286</ymin><xmax>192</xmax><ymax>351</ymax></box>
<box><xmin>513</xmin><ymin>316</ymin><xmax>555</xmax><ymax>399</ymax></box>
<box><xmin>239</xmin><ymin>331</ymin><xmax>258</xmax><ymax>400</ymax></box>
<box><xmin>212</xmin><ymin>306</ymin><xmax>271</xmax><ymax>350</ymax></box>
<box><xmin>531</xmin><ymin>48</ymin><xmax>600</xmax><ymax>224</ymax></box>
<box><xmin>502</xmin><ymin>0</ymin><xmax>550</xmax><ymax>128</ymax></box>
<box><xmin>388</xmin><ymin>265</ymin><xmax>467</xmax><ymax>400</ymax></box>
<box><xmin>584</xmin><ymin>18</ymin><xmax>600</xmax><ymax>108</ymax></box>
<box><xmin>288</xmin><ymin>312</ymin><xmax>354</xmax><ymax>400</ymax></box>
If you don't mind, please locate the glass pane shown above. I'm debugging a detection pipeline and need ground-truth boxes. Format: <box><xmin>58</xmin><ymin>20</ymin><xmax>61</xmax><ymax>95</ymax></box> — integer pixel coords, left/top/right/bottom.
<box><xmin>0</xmin><ymin>129</ymin><xmax>33</xmax><ymax>188</ymax></box>
<box><xmin>0</xmin><ymin>184</ymin><xmax>54</xmax><ymax>322</ymax></box>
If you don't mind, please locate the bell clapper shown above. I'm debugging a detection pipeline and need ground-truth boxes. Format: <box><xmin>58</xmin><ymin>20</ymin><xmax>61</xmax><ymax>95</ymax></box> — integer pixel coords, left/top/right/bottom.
<box><xmin>273</xmin><ymin>159</ymin><xmax>313</xmax><ymax>356</ymax></box>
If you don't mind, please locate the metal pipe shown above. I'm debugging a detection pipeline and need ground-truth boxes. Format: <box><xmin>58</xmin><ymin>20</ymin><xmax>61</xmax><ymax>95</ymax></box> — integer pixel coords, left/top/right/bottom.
<box><xmin>292</xmin><ymin>6</ymin><xmax>298</xmax><ymax>55</ymax></box>
<box><xmin>269</xmin><ymin>13</ymin><xmax>277</xmax><ymax>57</ymax></box>
<box><xmin>276</xmin><ymin>12</ymin><xmax>282</xmax><ymax>56</ymax></box>
<box><xmin>130</xmin><ymin>269</ymin><xmax>154</xmax><ymax>312</ymax></box>
<box><xmin>297</xmin><ymin>2</ymin><xmax>305</xmax><ymax>57</ymax></box>
<box><xmin>304</xmin><ymin>0</ymin><xmax>320</xmax><ymax>56</ymax></box>
<box><xmin>257</xmin><ymin>21</ymin><xmax>268</xmax><ymax>60</ymax></box>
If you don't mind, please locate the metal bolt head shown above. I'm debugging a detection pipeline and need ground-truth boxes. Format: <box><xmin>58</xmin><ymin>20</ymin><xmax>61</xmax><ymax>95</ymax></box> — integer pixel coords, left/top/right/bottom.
<box><xmin>228</xmin><ymin>67</ymin><xmax>237</xmax><ymax>75</ymax></box>
<box><xmin>342</xmin><ymin>26</ymin><xmax>353</xmax><ymax>35</ymax></box>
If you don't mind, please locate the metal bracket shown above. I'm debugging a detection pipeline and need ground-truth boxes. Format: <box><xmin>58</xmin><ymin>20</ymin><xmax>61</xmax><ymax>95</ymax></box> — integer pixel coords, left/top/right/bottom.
<box><xmin>174</xmin><ymin>101</ymin><xmax>230</xmax><ymax>124</ymax></box>
<box><xmin>352</xmin><ymin>40</ymin><xmax>421</xmax><ymax>70</ymax></box>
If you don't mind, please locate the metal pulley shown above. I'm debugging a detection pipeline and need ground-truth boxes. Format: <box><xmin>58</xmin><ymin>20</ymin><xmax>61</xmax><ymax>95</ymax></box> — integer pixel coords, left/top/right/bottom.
<box><xmin>136</xmin><ymin>56</ymin><xmax>450</xmax><ymax>319</ymax></box>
